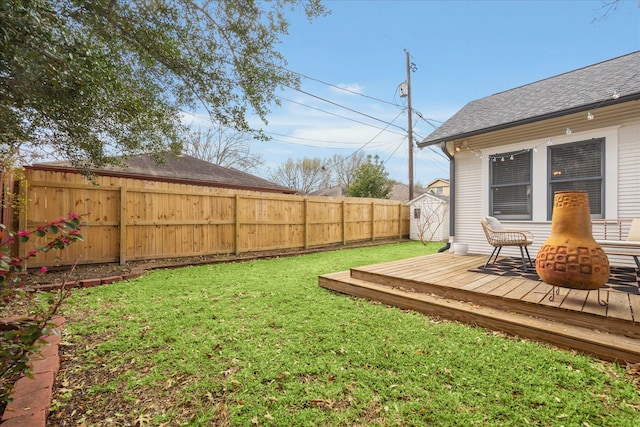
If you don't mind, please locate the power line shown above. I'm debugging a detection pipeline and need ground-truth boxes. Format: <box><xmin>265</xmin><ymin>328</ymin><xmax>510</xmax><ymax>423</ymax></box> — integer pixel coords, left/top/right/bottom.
<box><xmin>283</xmin><ymin>68</ymin><xmax>445</xmax><ymax>144</ymax></box>
<box><xmin>285</xmin><ymin>68</ymin><xmax>404</xmax><ymax>108</ymax></box>
<box><xmin>344</xmin><ymin>110</ymin><xmax>406</xmax><ymax>161</ymax></box>
<box><xmin>265</xmin><ymin>131</ymin><xmax>391</xmax><ymax>146</ymax></box>
<box><xmin>183</xmin><ymin>66</ymin><xmax>449</xmax><ymax>174</ymax></box>
<box><xmin>383</xmin><ymin>138</ymin><xmax>406</xmax><ymax>167</ymax></box>
<box><xmin>417</xmin><ymin>142</ymin><xmax>449</xmax><ymax>163</ymax></box>
<box><xmin>318</xmin><ymin>110</ymin><xmax>407</xmax><ymax>173</ymax></box>
<box><xmin>413</xmin><ymin>110</ymin><xmax>442</xmax><ymax>129</ymax></box>
<box><xmin>267</xmin><ymin>137</ymin><xmax>386</xmax><ymax>149</ymax></box>
<box><xmin>287</xmin><ymin>86</ymin><xmax>407</xmax><ymax>132</ymax></box>
<box><xmin>278</xmin><ymin>96</ymin><xmax>407</xmax><ymax>137</ymax></box>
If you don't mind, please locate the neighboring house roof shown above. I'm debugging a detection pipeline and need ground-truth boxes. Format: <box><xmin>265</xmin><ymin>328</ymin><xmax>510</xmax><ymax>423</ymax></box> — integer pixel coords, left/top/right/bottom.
<box><xmin>389</xmin><ymin>183</ymin><xmax>428</xmax><ymax>202</ymax></box>
<box><xmin>309</xmin><ymin>186</ymin><xmax>346</xmax><ymax>197</ymax></box>
<box><xmin>419</xmin><ymin>51</ymin><xmax>640</xmax><ymax>146</ymax></box>
<box><xmin>29</xmin><ymin>153</ymin><xmax>296</xmax><ymax>194</ymax></box>
<box><xmin>309</xmin><ymin>183</ymin><xmax>427</xmax><ymax>202</ymax></box>
<box><xmin>426</xmin><ymin>178</ymin><xmax>449</xmax><ymax>187</ymax></box>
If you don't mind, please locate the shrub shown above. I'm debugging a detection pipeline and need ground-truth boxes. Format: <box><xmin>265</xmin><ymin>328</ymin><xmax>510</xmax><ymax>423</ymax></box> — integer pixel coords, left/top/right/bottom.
<box><xmin>0</xmin><ymin>214</ymin><xmax>84</xmax><ymax>406</ymax></box>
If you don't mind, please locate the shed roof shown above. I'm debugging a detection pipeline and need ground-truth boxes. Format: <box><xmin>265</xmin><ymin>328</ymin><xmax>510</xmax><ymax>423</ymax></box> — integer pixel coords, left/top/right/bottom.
<box><xmin>30</xmin><ymin>153</ymin><xmax>296</xmax><ymax>194</ymax></box>
<box><xmin>408</xmin><ymin>192</ymin><xmax>449</xmax><ymax>205</ymax></box>
<box><xmin>419</xmin><ymin>51</ymin><xmax>640</xmax><ymax>147</ymax></box>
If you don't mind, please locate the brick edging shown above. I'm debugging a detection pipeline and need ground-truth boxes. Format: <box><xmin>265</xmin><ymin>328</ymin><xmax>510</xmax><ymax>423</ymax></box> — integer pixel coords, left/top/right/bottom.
<box><xmin>0</xmin><ymin>269</ymin><xmax>147</xmax><ymax>427</ymax></box>
<box><xmin>1</xmin><ymin>316</ymin><xmax>65</xmax><ymax>426</ymax></box>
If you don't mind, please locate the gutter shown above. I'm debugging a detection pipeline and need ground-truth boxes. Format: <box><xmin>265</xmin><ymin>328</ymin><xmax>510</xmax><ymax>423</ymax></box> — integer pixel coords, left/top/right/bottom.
<box><xmin>438</xmin><ymin>141</ymin><xmax>454</xmax><ymax>253</ymax></box>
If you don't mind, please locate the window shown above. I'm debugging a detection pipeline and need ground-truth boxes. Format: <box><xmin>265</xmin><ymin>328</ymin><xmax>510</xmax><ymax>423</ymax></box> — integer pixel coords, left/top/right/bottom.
<box><xmin>548</xmin><ymin>138</ymin><xmax>604</xmax><ymax>219</ymax></box>
<box><xmin>413</xmin><ymin>208</ymin><xmax>421</xmax><ymax>219</ymax></box>
<box><xmin>490</xmin><ymin>150</ymin><xmax>532</xmax><ymax>220</ymax></box>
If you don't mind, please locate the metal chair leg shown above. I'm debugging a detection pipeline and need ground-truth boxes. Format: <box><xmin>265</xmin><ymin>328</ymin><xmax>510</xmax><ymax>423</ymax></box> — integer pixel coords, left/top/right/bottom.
<box><xmin>519</xmin><ymin>246</ymin><xmax>527</xmax><ymax>272</ymax></box>
<box><xmin>485</xmin><ymin>246</ymin><xmax>500</xmax><ymax>267</ymax></box>
<box><xmin>492</xmin><ymin>246</ymin><xmax>502</xmax><ymax>264</ymax></box>
<box><xmin>524</xmin><ymin>246</ymin><xmax>533</xmax><ymax>267</ymax></box>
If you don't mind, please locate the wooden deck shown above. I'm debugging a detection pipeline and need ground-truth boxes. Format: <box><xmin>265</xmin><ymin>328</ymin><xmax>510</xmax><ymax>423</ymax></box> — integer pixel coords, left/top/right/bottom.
<box><xmin>319</xmin><ymin>252</ymin><xmax>640</xmax><ymax>363</ymax></box>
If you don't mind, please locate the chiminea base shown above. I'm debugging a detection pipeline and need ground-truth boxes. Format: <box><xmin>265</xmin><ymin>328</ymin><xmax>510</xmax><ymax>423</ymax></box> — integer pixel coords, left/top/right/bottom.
<box><xmin>548</xmin><ymin>285</ymin><xmax>608</xmax><ymax>306</ymax></box>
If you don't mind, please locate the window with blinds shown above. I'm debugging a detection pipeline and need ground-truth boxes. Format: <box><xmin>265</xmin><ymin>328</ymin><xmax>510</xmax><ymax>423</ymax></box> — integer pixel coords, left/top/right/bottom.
<box><xmin>548</xmin><ymin>138</ymin><xmax>604</xmax><ymax>219</ymax></box>
<box><xmin>490</xmin><ymin>150</ymin><xmax>532</xmax><ymax>220</ymax></box>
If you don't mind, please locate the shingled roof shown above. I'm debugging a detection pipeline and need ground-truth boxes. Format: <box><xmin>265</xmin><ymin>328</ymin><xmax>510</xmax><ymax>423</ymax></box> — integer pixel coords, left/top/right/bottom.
<box><xmin>419</xmin><ymin>51</ymin><xmax>640</xmax><ymax>147</ymax></box>
<box><xmin>31</xmin><ymin>153</ymin><xmax>296</xmax><ymax>194</ymax></box>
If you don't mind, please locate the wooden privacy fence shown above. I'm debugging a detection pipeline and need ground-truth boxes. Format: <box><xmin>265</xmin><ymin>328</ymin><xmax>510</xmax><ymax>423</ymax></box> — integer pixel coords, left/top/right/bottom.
<box><xmin>17</xmin><ymin>168</ymin><xmax>410</xmax><ymax>267</ymax></box>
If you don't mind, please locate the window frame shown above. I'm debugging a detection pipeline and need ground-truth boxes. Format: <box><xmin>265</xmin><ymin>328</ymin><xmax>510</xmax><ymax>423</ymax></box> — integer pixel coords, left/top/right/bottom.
<box><xmin>546</xmin><ymin>138</ymin><xmax>605</xmax><ymax>220</ymax></box>
<box><xmin>489</xmin><ymin>149</ymin><xmax>533</xmax><ymax>221</ymax></box>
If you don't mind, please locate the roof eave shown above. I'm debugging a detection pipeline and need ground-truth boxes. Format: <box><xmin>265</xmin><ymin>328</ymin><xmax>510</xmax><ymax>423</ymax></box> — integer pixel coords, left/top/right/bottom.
<box><xmin>417</xmin><ymin>93</ymin><xmax>640</xmax><ymax>148</ymax></box>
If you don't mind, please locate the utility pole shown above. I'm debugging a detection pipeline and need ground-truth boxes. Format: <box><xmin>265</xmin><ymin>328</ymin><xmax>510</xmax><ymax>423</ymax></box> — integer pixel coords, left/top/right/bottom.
<box><xmin>405</xmin><ymin>50</ymin><xmax>414</xmax><ymax>201</ymax></box>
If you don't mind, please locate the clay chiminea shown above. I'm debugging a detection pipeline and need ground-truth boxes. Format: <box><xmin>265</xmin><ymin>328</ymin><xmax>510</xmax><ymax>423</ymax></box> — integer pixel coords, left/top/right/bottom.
<box><xmin>535</xmin><ymin>191</ymin><xmax>609</xmax><ymax>290</ymax></box>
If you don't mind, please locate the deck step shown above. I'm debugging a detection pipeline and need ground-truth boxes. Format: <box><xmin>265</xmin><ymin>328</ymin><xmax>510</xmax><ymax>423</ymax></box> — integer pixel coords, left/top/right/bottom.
<box><xmin>319</xmin><ymin>270</ymin><xmax>640</xmax><ymax>363</ymax></box>
<box><xmin>349</xmin><ymin>266</ymin><xmax>640</xmax><ymax>340</ymax></box>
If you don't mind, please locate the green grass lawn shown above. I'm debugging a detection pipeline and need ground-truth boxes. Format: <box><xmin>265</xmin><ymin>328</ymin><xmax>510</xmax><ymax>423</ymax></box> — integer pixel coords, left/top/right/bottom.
<box><xmin>52</xmin><ymin>241</ymin><xmax>640</xmax><ymax>426</ymax></box>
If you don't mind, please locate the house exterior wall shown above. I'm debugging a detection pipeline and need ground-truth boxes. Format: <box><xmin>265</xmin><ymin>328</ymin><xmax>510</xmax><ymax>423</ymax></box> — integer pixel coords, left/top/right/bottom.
<box><xmin>426</xmin><ymin>179</ymin><xmax>450</xmax><ymax>197</ymax></box>
<box><xmin>451</xmin><ymin>116</ymin><xmax>640</xmax><ymax>267</ymax></box>
<box><xmin>618</xmin><ymin>122</ymin><xmax>640</xmax><ymax>218</ymax></box>
<box><xmin>409</xmin><ymin>196</ymin><xmax>449</xmax><ymax>242</ymax></box>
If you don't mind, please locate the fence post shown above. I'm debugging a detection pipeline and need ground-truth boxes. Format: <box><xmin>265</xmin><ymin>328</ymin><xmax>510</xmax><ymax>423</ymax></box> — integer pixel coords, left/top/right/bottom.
<box><xmin>399</xmin><ymin>203</ymin><xmax>403</xmax><ymax>238</ymax></box>
<box><xmin>235</xmin><ymin>194</ymin><xmax>240</xmax><ymax>256</ymax></box>
<box><xmin>0</xmin><ymin>171</ymin><xmax>14</xmax><ymax>245</ymax></box>
<box><xmin>342</xmin><ymin>200</ymin><xmax>346</xmax><ymax>245</ymax></box>
<box><xmin>371</xmin><ymin>201</ymin><xmax>375</xmax><ymax>242</ymax></box>
<box><xmin>18</xmin><ymin>176</ymin><xmax>28</xmax><ymax>263</ymax></box>
<box><xmin>119</xmin><ymin>187</ymin><xmax>127</xmax><ymax>265</ymax></box>
<box><xmin>304</xmin><ymin>197</ymin><xmax>309</xmax><ymax>250</ymax></box>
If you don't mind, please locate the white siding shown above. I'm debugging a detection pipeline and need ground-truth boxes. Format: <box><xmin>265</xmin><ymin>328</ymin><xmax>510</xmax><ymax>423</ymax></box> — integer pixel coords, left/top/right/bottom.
<box><xmin>618</xmin><ymin>123</ymin><xmax>640</xmax><ymax>218</ymax></box>
<box><xmin>451</xmin><ymin>118</ymin><xmax>640</xmax><ymax>267</ymax></box>
<box><xmin>453</xmin><ymin>152</ymin><xmax>486</xmax><ymax>254</ymax></box>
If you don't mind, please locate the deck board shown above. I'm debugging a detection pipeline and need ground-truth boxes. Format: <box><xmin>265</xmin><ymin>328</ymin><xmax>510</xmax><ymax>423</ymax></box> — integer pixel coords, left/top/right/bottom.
<box><xmin>520</xmin><ymin>282</ymin><xmax>554</xmax><ymax>305</ymax></box>
<box><xmin>630</xmin><ymin>294</ymin><xmax>640</xmax><ymax>322</ymax></box>
<box><xmin>560</xmin><ymin>289</ymin><xmax>588</xmax><ymax>312</ymax></box>
<box><xmin>464</xmin><ymin>274</ymin><xmax>512</xmax><ymax>293</ymax></box>
<box><xmin>543</xmin><ymin>286</ymin><xmax>571</xmax><ymax>308</ymax></box>
<box><xmin>486</xmin><ymin>276</ymin><xmax>524</xmax><ymax>297</ymax></box>
<box><xmin>607</xmin><ymin>292</ymin><xmax>633</xmax><ymax>322</ymax></box>
<box><xmin>502</xmin><ymin>279</ymin><xmax>541</xmax><ymax>300</ymax></box>
<box><xmin>584</xmin><ymin>290</ymin><xmax>609</xmax><ymax>316</ymax></box>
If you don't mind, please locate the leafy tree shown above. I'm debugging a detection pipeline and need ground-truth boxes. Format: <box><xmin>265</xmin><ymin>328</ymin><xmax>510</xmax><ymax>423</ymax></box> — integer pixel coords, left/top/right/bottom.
<box><xmin>269</xmin><ymin>157</ymin><xmax>329</xmax><ymax>194</ymax></box>
<box><xmin>0</xmin><ymin>0</ymin><xmax>327</xmax><ymax>170</ymax></box>
<box><xmin>182</xmin><ymin>126</ymin><xmax>264</xmax><ymax>173</ymax></box>
<box><xmin>346</xmin><ymin>154</ymin><xmax>393</xmax><ymax>199</ymax></box>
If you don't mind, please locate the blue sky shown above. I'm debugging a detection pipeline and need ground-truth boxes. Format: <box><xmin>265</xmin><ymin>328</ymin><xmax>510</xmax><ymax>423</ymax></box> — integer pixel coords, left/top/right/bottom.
<box><xmin>199</xmin><ymin>1</ymin><xmax>640</xmax><ymax>187</ymax></box>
